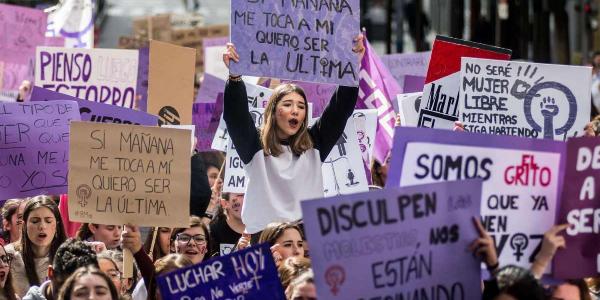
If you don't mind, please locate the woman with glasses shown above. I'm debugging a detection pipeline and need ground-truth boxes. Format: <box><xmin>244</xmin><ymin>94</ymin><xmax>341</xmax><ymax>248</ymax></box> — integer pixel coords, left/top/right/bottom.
<box><xmin>171</xmin><ymin>216</ymin><xmax>211</xmax><ymax>265</ymax></box>
<box><xmin>6</xmin><ymin>195</ymin><xmax>67</xmax><ymax>297</ymax></box>
<box><xmin>0</xmin><ymin>244</ymin><xmax>17</xmax><ymax>300</ymax></box>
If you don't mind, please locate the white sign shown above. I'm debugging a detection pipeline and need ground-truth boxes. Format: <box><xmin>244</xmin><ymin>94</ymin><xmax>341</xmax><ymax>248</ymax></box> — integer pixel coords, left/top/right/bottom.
<box><xmin>322</xmin><ymin>118</ymin><xmax>369</xmax><ymax>196</ymax></box>
<box><xmin>399</xmin><ymin>142</ymin><xmax>560</xmax><ymax>270</ymax></box>
<box><xmin>397</xmin><ymin>92</ymin><xmax>423</xmax><ymax>127</ymax></box>
<box><xmin>46</xmin><ymin>0</ymin><xmax>94</xmax><ymax>48</ymax></box>
<box><xmin>352</xmin><ymin>109</ymin><xmax>377</xmax><ymax>163</ymax></box>
<box><xmin>459</xmin><ymin>58</ymin><xmax>592</xmax><ymax>141</ymax></box>
<box><xmin>35</xmin><ymin>47</ymin><xmax>139</xmax><ymax>108</ymax></box>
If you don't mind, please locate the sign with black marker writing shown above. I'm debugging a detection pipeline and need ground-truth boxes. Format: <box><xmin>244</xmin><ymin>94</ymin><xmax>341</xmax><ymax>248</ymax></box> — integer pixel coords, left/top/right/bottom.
<box><xmin>68</xmin><ymin>122</ymin><xmax>190</xmax><ymax>227</ymax></box>
<box><xmin>301</xmin><ymin>180</ymin><xmax>482</xmax><ymax>299</ymax></box>
<box><xmin>229</xmin><ymin>0</ymin><xmax>360</xmax><ymax>86</ymax></box>
<box><xmin>460</xmin><ymin>58</ymin><xmax>591</xmax><ymax>140</ymax></box>
<box><xmin>387</xmin><ymin>127</ymin><xmax>564</xmax><ymax>271</ymax></box>
<box><xmin>0</xmin><ymin>101</ymin><xmax>80</xmax><ymax>199</ymax></box>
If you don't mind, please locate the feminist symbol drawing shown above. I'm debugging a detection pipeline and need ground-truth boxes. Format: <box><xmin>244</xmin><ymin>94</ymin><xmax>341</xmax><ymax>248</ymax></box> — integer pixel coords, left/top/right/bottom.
<box><xmin>325</xmin><ymin>265</ymin><xmax>346</xmax><ymax>296</ymax></box>
<box><xmin>510</xmin><ymin>233</ymin><xmax>529</xmax><ymax>262</ymax></box>
<box><xmin>523</xmin><ymin>81</ymin><xmax>577</xmax><ymax>139</ymax></box>
<box><xmin>76</xmin><ymin>184</ymin><xmax>92</xmax><ymax>207</ymax></box>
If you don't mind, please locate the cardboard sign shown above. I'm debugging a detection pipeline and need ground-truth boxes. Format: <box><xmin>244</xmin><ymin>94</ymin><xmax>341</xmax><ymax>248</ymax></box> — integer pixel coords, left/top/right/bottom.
<box><xmin>380</xmin><ymin>51</ymin><xmax>430</xmax><ymax>91</ymax></box>
<box><xmin>555</xmin><ymin>137</ymin><xmax>600</xmax><ymax>278</ymax></box>
<box><xmin>46</xmin><ymin>0</ymin><xmax>94</xmax><ymax>48</ymax></box>
<box><xmin>0</xmin><ymin>4</ymin><xmax>47</xmax><ymax>100</ymax></box>
<box><xmin>387</xmin><ymin>127</ymin><xmax>565</xmax><ymax>270</ymax></box>
<box><xmin>397</xmin><ymin>92</ymin><xmax>423</xmax><ymax>127</ymax></box>
<box><xmin>161</xmin><ymin>125</ymin><xmax>195</xmax><ymax>155</ymax></box>
<box><xmin>0</xmin><ymin>100</ymin><xmax>80</xmax><ymax>199</ymax></box>
<box><xmin>460</xmin><ymin>58</ymin><xmax>591</xmax><ymax>141</ymax></box>
<box><xmin>352</xmin><ymin>109</ymin><xmax>377</xmax><ymax>164</ymax></box>
<box><xmin>322</xmin><ymin>118</ymin><xmax>368</xmax><ymax>196</ymax></box>
<box><xmin>147</xmin><ymin>40</ymin><xmax>195</xmax><ymax>125</ymax></box>
<box><xmin>223</xmin><ymin>107</ymin><xmax>264</xmax><ymax>193</ymax></box>
<box><xmin>68</xmin><ymin>122</ymin><xmax>190</xmax><ymax>227</ymax></box>
<box><xmin>34</xmin><ymin>47</ymin><xmax>139</xmax><ymax>108</ymax></box>
<box><xmin>157</xmin><ymin>243</ymin><xmax>285</xmax><ymax>300</ymax></box>
<box><xmin>301</xmin><ymin>180</ymin><xmax>483</xmax><ymax>300</ymax></box>
<box><xmin>230</xmin><ymin>0</ymin><xmax>360</xmax><ymax>86</ymax></box>
<box><xmin>30</xmin><ymin>87</ymin><xmax>158</xmax><ymax>126</ymax></box>
<box><xmin>417</xmin><ymin>36</ymin><xmax>511</xmax><ymax>130</ymax></box>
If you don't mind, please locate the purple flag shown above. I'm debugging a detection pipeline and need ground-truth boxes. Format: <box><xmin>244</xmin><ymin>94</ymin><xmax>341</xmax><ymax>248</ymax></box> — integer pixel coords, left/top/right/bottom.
<box><xmin>357</xmin><ymin>38</ymin><xmax>401</xmax><ymax>163</ymax></box>
<box><xmin>555</xmin><ymin>136</ymin><xmax>600</xmax><ymax>279</ymax></box>
<box><xmin>0</xmin><ymin>100</ymin><xmax>81</xmax><ymax>199</ymax></box>
<box><xmin>193</xmin><ymin>93</ymin><xmax>224</xmax><ymax>151</ymax></box>
<box><xmin>30</xmin><ymin>87</ymin><xmax>158</xmax><ymax>125</ymax></box>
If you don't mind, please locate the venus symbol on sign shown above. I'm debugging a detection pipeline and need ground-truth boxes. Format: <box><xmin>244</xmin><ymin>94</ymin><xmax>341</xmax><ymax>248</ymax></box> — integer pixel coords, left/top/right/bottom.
<box><xmin>76</xmin><ymin>184</ymin><xmax>92</xmax><ymax>207</ymax></box>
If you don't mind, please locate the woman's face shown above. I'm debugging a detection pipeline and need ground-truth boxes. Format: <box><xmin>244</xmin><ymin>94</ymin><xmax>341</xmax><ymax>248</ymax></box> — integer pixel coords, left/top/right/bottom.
<box><xmin>158</xmin><ymin>227</ymin><xmax>172</xmax><ymax>256</ymax></box>
<box><xmin>275</xmin><ymin>229</ymin><xmax>304</xmax><ymax>260</ymax></box>
<box><xmin>90</xmin><ymin>225</ymin><xmax>122</xmax><ymax>250</ymax></box>
<box><xmin>274</xmin><ymin>92</ymin><xmax>306</xmax><ymax>140</ymax></box>
<box><xmin>4</xmin><ymin>202</ymin><xmax>25</xmax><ymax>243</ymax></box>
<box><xmin>551</xmin><ymin>283</ymin><xmax>581</xmax><ymax>300</ymax></box>
<box><xmin>0</xmin><ymin>246</ymin><xmax>10</xmax><ymax>288</ymax></box>
<box><xmin>70</xmin><ymin>274</ymin><xmax>113</xmax><ymax>300</ymax></box>
<box><xmin>175</xmin><ymin>226</ymin><xmax>208</xmax><ymax>264</ymax></box>
<box><xmin>379</xmin><ymin>153</ymin><xmax>392</xmax><ymax>183</ymax></box>
<box><xmin>206</xmin><ymin>166</ymin><xmax>219</xmax><ymax>188</ymax></box>
<box><xmin>98</xmin><ymin>259</ymin><xmax>122</xmax><ymax>295</ymax></box>
<box><xmin>26</xmin><ymin>206</ymin><xmax>57</xmax><ymax>249</ymax></box>
<box><xmin>225</xmin><ymin>193</ymin><xmax>244</xmax><ymax>220</ymax></box>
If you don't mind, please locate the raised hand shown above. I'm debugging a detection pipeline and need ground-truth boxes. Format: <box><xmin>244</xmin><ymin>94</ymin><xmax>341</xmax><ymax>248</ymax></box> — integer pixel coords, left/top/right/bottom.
<box><xmin>223</xmin><ymin>43</ymin><xmax>240</xmax><ymax>69</ymax></box>
<box><xmin>468</xmin><ymin>217</ymin><xmax>499</xmax><ymax>272</ymax></box>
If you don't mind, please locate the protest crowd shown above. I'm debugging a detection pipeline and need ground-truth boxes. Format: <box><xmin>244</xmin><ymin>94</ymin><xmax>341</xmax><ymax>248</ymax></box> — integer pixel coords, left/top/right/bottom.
<box><xmin>3</xmin><ymin>1</ymin><xmax>600</xmax><ymax>300</ymax></box>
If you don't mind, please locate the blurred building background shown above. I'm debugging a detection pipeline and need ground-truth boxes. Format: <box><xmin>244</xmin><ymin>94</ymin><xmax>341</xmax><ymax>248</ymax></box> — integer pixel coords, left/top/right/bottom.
<box><xmin>4</xmin><ymin>0</ymin><xmax>600</xmax><ymax>65</ymax></box>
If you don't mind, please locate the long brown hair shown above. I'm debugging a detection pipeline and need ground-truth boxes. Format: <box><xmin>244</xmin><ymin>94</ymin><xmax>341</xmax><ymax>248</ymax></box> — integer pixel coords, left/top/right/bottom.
<box><xmin>143</xmin><ymin>227</ymin><xmax>171</xmax><ymax>261</ymax></box>
<box><xmin>57</xmin><ymin>266</ymin><xmax>119</xmax><ymax>300</ymax></box>
<box><xmin>261</xmin><ymin>84</ymin><xmax>313</xmax><ymax>156</ymax></box>
<box><xmin>258</xmin><ymin>222</ymin><xmax>304</xmax><ymax>246</ymax></box>
<box><xmin>20</xmin><ymin>195</ymin><xmax>67</xmax><ymax>286</ymax></box>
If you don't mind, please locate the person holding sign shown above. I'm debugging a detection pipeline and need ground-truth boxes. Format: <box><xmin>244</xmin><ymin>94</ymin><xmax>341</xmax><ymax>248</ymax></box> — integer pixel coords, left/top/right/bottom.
<box><xmin>7</xmin><ymin>196</ymin><xmax>67</xmax><ymax>297</ymax></box>
<box><xmin>222</xmin><ymin>35</ymin><xmax>365</xmax><ymax>235</ymax></box>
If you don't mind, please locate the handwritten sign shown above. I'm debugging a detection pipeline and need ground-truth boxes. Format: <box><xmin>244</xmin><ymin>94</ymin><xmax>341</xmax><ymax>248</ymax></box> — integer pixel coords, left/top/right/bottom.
<box><xmin>157</xmin><ymin>243</ymin><xmax>285</xmax><ymax>300</ymax></box>
<box><xmin>352</xmin><ymin>109</ymin><xmax>377</xmax><ymax>165</ymax></box>
<box><xmin>380</xmin><ymin>51</ymin><xmax>430</xmax><ymax>91</ymax></box>
<box><xmin>46</xmin><ymin>0</ymin><xmax>94</xmax><ymax>48</ymax></box>
<box><xmin>34</xmin><ymin>47</ymin><xmax>139</xmax><ymax>108</ymax></box>
<box><xmin>322</xmin><ymin>118</ymin><xmax>368</xmax><ymax>196</ymax></box>
<box><xmin>0</xmin><ymin>100</ymin><xmax>80</xmax><ymax>199</ymax></box>
<box><xmin>460</xmin><ymin>58</ymin><xmax>591</xmax><ymax>141</ymax></box>
<box><xmin>30</xmin><ymin>87</ymin><xmax>158</xmax><ymax>126</ymax></box>
<box><xmin>555</xmin><ymin>137</ymin><xmax>600</xmax><ymax>279</ymax></box>
<box><xmin>301</xmin><ymin>180</ymin><xmax>482</xmax><ymax>299</ymax></box>
<box><xmin>68</xmin><ymin>122</ymin><xmax>190</xmax><ymax>227</ymax></box>
<box><xmin>397</xmin><ymin>92</ymin><xmax>423</xmax><ymax>127</ymax></box>
<box><xmin>387</xmin><ymin>127</ymin><xmax>565</xmax><ymax>270</ymax></box>
<box><xmin>147</xmin><ymin>40</ymin><xmax>195</xmax><ymax>125</ymax></box>
<box><xmin>224</xmin><ymin>107</ymin><xmax>264</xmax><ymax>193</ymax></box>
<box><xmin>230</xmin><ymin>0</ymin><xmax>360</xmax><ymax>85</ymax></box>
<box><xmin>417</xmin><ymin>36</ymin><xmax>511</xmax><ymax>130</ymax></box>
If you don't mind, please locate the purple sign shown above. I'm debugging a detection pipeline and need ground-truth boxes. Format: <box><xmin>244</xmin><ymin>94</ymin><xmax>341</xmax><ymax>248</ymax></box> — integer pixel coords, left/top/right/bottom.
<box><xmin>196</xmin><ymin>73</ymin><xmax>226</xmax><ymax>104</ymax></box>
<box><xmin>301</xmin><ymin>180</ymin><xmax>483</xmax><ymax>299</ymax></box>
<box><xmin>387</xmin><ymin>127</ymin><xmax>566</xmax><ymax>270</ymax></box>
<box><xmin>157</xmin><ymin>243</ymin><xmax>285</xmax><ymax>300</ymax></box>
<box><xmin>135</xmin><ymin>47</ymin><xmax>149</xmax><ymax>111</ymax></box>
<box><xmin>555</xmin><ymin>136</ymin><xmax>600</xmax><ymax>279</ymax></box>
<box><xmin>0</xmin><ymin>100</ymin><xmax>81</xmax><ymax>199</ymax></box>
<box><xmin>230</xmin><ymin>0</ymin><xmax>360</xmax><ymax>86</ymax></box>
<box><xmin>403</xmin><ymin>75</ymin><xmax>426</xmax><ymax>93</ymax></box>
<box><xmin>0</xmin><ymin>4</ymin><xmax>47</xmax><ymax>65</ymax></box>
<box><xmin>30</xmin><ymin>87</ymin><xmax>158</xmax><ymax>126</ymax></box>
<box><xmin>380</xmin><ymin>51</ymin><xmax>430</xmax><ymax>91</ymax></box>
<box><xmin>193</xmin><ymin>93</ymin><xmax>224</xmax><ymax>151</ymax></box>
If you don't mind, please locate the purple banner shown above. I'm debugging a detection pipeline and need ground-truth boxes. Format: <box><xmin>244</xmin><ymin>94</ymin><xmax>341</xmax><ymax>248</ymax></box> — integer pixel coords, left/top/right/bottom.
<box><xmin>387</xmin><ymin>127</ymin><xmax>566</xmax><ymax>270</ymax></box>
<box><xmin>196</xmin><ymin>73</ymin><xmax>226</xmax><ymax>104</ymax></box>
<box><xmin>555</xmin><ymin>136</ymin><xmax>600</xmax><ymax>279</ymax></box>
<box><xmin>230</xmin><ymin>0</ymin><xmax>360</xmax><ymax>86</ymax></box>
<box><xmin>0</xmin><ymin>100</ymin><xmax>81</xmax><ymax>199</ymax></box>
<box><xmin>136</xmin><ymin>47</ymin><xmax>149</xmax><ymax>111</ymax></box>
<box><xmin>301</xmin><ymin>180</ymin><xmax>483</xmax><ymax>299</ymax></box>
<box><xmin>30</xmin><ymin>87</ymin><xmax>157</xmax><ymax>126</ymax></box>
<box><xmin>193</xmin><ymin>93</ymin><xmax>224</xmax><ymax>151</ymax></box>
<box><xmin>0</xmin><ymin>4</ymin><xmax>47</xmax><ymax>65</ymax></box>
